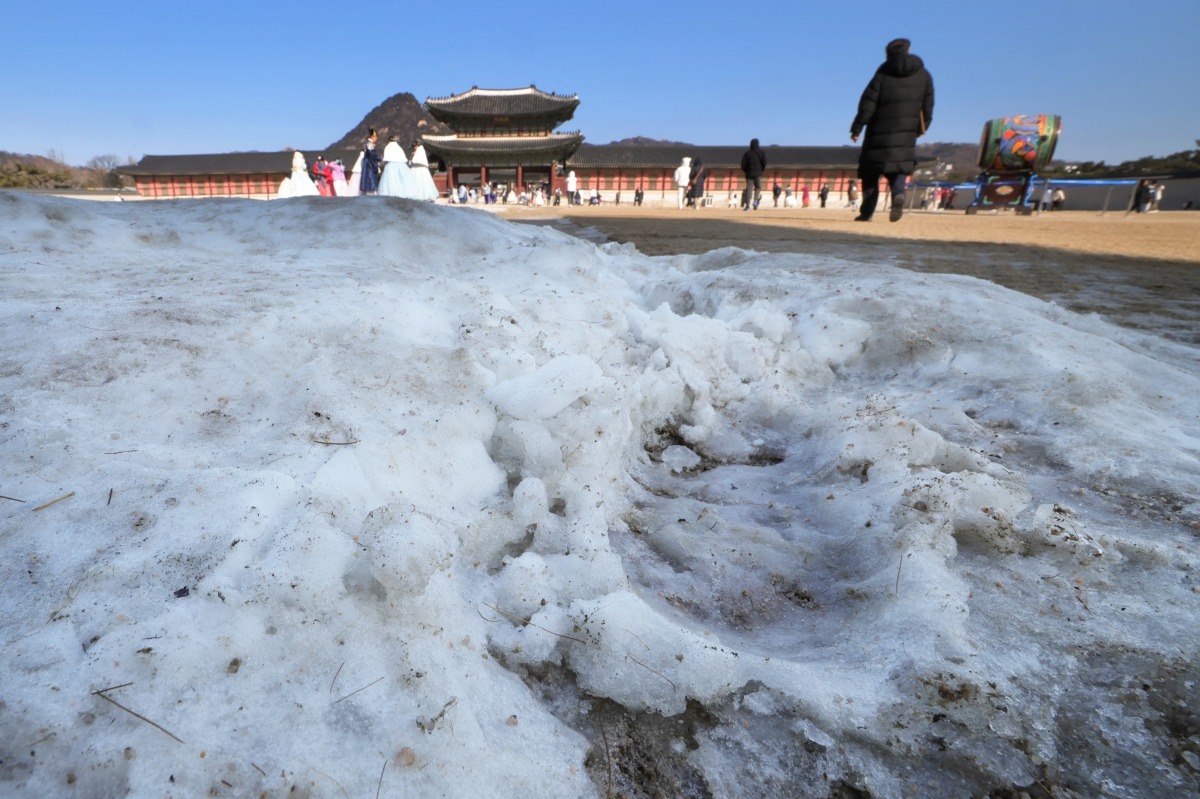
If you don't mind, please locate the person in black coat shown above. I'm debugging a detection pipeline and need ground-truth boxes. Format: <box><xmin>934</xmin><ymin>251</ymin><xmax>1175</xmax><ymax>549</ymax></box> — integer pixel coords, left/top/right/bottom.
<box><xmin>850</xmin><ymin>38</ymin><xmax>934</xmax><ymax>222</ymax></box>
<box><xmin>740</xmin><ymin>139</ymin><xmax>767</xmax><ymax>210</ymax></box>
<box><xmin>687</xmin><ymin>158</ymin><xmax>708</xmax><ymax>208</ymax></box>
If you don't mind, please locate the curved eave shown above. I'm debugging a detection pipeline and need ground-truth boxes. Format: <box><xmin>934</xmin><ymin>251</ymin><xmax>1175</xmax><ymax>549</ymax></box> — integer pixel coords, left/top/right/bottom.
<box><xmin>117</xmin><ymin>150</ymin><xmax>359</xmax><ymax>176</ymax></box>
<box><xmin>421</xmin><ymin>134</ymin><xmax>584</xmax><ymax>165</ymax></box>
<box><xmin>426</xmin><ymin>111</ymin><xmax>579</xmax><ymax>132</ymax></box>
<box><xmin>425</xmin><ymin>87</ymin><xmax>579</xmax><ymax>121</ymax></box>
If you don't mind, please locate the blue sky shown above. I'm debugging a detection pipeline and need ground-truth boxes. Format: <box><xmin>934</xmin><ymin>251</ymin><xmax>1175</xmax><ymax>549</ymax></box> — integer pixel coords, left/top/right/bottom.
<box><xmin>4</xmin><ymin>0</ymin><xmax>1196</xmax><ymax>166</ymax></box>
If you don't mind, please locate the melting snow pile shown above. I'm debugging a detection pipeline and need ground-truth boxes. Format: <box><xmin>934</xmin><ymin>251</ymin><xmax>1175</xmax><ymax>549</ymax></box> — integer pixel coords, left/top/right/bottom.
<box><xmin>1</xmin><ymin>192</ymin><xmax>1198</xmax><ymax>798</ymax></box>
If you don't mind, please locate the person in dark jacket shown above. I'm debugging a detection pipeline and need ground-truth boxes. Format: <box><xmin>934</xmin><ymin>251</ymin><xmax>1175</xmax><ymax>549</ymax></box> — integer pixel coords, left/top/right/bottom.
<box><xmin>687</xmin><ymin>158</ymin><xmax>708</xmax><ymax>208</ymax></box>
<box><xmin>740</xmin><ymin>138</ymin><xmax>767</xmax><ymax>210</ymax></box>
<box><xmin>850</xmin><ymin>38</ymin><xmax>934</xmax><ymax>222</ymax></box>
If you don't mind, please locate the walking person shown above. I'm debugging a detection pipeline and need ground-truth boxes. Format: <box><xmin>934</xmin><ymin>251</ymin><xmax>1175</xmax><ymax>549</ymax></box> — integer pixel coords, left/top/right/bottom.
<box><xmin>1151</xmin><ymin>181</ymin><xmax>1165</xmax><ymax>212</ymax></box>
<box><xmin>850</xmin><ymin>38</ymin><xmax>934</xmax><ymax>222</ymax></box>
<box><xmin>1129</xmin><ymin>180</ymin><xmax>1151</xmax><ymax>214</ymax></box>
<box><xmin>772</xmin><ymin>182</ymin><xmax>782</xmax><ymax>207</ymax></box>
<box><xmin>847</xmin><ymin>180</ymin><xmax>859</xmax><ymax>210</ymax></box>
<box><xmin>674</xmin><ymin>157</ymin><xmax>692</xmax><ymax>210</ymax></box>
<box><xmin>1039</xmin><ymin>182</ymin><xmax>1053</xmax><ymax>212</ymax></box>
<box><xmin>740</xmin><ymin>139</ymin><xmax>766</xmax><ymax>210</ymax></box>
<box><xmin>819</xmin><ymin>184</ymin><xmax>830</xmax><ymax>208</ymax></box>
<box><xmin>686</xmin><ymin>158</ymin><xmax>708</xmax><ymax>209</ymax></box>
<box><xmin>566</xmin><ymin>171</ymin><xmax>578</xmax><ymax>205</ymax></box>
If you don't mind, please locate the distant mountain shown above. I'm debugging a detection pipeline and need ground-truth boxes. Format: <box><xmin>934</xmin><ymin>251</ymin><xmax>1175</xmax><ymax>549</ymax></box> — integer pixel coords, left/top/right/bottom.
<box><xmin>606</xmin><ymin>136</ymin><xmax>694</xmax><ymax>147</ymax></box>
<box><xmin>328</xmin><ymin>92</ymin><xmax>452</xmax><ymax>151</ymax></box>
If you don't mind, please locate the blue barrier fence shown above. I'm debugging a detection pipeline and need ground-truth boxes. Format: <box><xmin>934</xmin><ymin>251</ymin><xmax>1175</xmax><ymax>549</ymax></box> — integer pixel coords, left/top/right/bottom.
<box><xmin>909</xmin><ymin>177</ymin><xmax>1145</xmax><ymax>213</ymax></box>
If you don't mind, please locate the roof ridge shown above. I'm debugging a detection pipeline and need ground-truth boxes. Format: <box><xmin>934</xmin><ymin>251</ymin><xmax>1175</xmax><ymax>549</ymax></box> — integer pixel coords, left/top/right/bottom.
<box><xmin>426</xmin><ymin>85</ymin><xmax>578</xmax><ymax>103</ymax></box>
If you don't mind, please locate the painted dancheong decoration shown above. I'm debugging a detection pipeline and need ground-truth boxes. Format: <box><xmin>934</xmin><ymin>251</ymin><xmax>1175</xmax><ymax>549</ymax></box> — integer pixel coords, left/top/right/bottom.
<box><xmin>979</xmin><ymin>114</ymin><xmax>1062</xmax><ymax>172</ymax></box>
<box><xmin>968</xmin><ymin>114</ymin><xmax>1062</xmax><ymax>214</ymax></box>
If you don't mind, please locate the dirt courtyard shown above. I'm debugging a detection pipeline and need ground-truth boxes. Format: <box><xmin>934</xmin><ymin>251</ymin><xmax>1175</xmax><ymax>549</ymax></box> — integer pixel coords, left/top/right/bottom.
<box><xmin>500</xmin><ymin>205</ymin><xmax>1200</xmax><ymax>346</ymax></box>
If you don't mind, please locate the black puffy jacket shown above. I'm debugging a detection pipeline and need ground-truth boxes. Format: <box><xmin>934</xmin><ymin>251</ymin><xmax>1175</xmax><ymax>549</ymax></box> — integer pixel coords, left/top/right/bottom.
<box><xmin>850</xmin><ymin>46</ymin><xmax>934</xmax><ymax>175</ymax></box>
<box><xmin>740</xmin><ymin>140</ymin><xmax>766</xmax><ymax>178</ymax></box>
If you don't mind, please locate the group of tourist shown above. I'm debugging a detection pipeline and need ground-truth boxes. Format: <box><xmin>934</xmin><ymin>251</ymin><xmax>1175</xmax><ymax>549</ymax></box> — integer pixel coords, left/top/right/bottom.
<box><xmin>285</xmin><ymin>41</ymin><xmax>1141</xmax><ymax>219</ymax></box>
<box><xmin>286</xmin><ymin>39</ymin><xmax>934</xmax><ymax>216</ymax></box>
<box><xmin>665</xmin><ymin>38</ymin><xmax>933</xmax><ymax>221</ymax></box>
<box><xmin>1131</xmin><ymin>179</ymin><xmax>1165</xmax><ymax>213</ymax></box>
<box><xmin>276</xmin><ymin>128</ymin><xmax>439</xmax><ymax>201</ymax></box>
<box><xmin>1037</xmin><ymin>183</ymin><xmax>1067</xmax><ymax>212</ymax></box>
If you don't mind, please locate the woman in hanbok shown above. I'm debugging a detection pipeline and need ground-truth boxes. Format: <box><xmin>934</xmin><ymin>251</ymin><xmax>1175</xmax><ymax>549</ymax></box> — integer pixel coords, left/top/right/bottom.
<box><xmin>378</xmin><ymin>136</ymin><xmax>414</xmax><ymax>197</ymax></box>
<box><xmin>359</xmin><ymin>129</ymin><xmax>381</xmax><ymax>195</ymax></box>
<box><xmin>276</xmin><ymin>151</ymin><xmax>319</xmax><ymax>198</ymax></box>
<box><xmin>312</xmin><ymin>156</ymin><xmax>331</xmax><ymax>196</ymax></box>
<box><xmin>407</xmin><ymin>141</ymin><xmax>440</xmax><ymax>201</ymax></box>
<box><xmin>329</xmin><ymin>159</ymin><xmax>348</xmax><ymax>196</ymax></box>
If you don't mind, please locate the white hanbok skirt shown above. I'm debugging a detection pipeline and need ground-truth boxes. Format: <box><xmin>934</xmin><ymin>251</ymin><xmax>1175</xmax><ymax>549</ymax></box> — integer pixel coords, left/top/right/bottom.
<box><xmin>276</xmin><ymin>169</ymin><xmax>319</xmax><ymax>198</ymax></box>
<box><xmin>345</xmin><ymin>153</ymin><xmax>364</xmax><ymax>196</ymax></box>
<box><xmin>378</xmin><ymin>161</ymin><xmax>416</xmax><ymax>197</ymax></box>
<box><xmin>408</xmin><ymin>165</ymin><xmax>440</xmax><ymax>201</ymax></box>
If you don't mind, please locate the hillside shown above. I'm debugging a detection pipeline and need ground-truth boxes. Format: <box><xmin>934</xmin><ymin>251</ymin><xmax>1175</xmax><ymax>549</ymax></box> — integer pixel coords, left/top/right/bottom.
<box><xmin>606</xmin><ymin>136</ymin><xmax>694</xmax><ymax>147</ymax></box>
<box><xmin>327</xmin><ymin>92</ymin><xmax>452</xmax><ymax>151</ymax></box>
<box><xmin>0</xmin><ymin>151</ymin><xmax>98</xmax><ymax>189</ymax></box>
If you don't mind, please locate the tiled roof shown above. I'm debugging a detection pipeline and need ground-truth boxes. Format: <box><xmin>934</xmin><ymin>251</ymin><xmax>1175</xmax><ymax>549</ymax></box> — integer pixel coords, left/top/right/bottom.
<box><xmin>118</xmin><ymin>150</ymin><xmax>361</xmax><ymax>176</ymax></box>
<box><xmin>421</xmin><ymin>133</ymin><xmax>584</xmax><ymax>159</ymax></box>
<box><xmin>424</xmin><ymin>86</ymin><xmax>579</xmax><ymax>118</ymax></box>
<box><xmin>114</xmin><ymin>141</ymin><xmax>861</xmax><ymax>177</ymax></box>
<box><xmin>566</xmin><ymin>144</ymin><xmax>862</xmax><ymax>169</ymax></box>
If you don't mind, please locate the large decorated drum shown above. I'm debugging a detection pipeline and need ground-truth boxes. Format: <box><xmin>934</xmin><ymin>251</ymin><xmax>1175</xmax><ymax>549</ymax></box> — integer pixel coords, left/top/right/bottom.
<box><xmin>978</xmin><ymin>114</ymin><xmax>1062</xmax><ymax>172</ymax></box>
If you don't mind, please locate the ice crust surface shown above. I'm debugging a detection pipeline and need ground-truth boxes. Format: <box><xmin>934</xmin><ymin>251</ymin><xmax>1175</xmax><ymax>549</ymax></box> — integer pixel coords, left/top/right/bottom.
<box><xmin>1</xmin><ymin>192</ymin><xmax>1198</xmax><ymax>798</ymax></box>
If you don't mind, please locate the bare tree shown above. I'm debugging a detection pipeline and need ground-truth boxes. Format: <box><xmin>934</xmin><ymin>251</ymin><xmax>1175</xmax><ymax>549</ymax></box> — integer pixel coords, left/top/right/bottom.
<box><xmin>86</xmin><ymin>154</ymin><xmax>120</xmax><ymax>172</ymax></box>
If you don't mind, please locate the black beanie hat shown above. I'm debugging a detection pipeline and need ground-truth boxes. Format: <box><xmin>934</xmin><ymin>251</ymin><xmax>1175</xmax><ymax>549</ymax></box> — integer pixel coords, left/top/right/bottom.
<box><xmin>887</xmin><ymin>38</ymin><xmax>910</xmax><ymax>56</ymax></box>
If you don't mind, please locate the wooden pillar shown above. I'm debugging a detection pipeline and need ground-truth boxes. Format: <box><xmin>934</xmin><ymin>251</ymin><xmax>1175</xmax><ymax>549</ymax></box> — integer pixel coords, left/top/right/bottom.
<box><xmin>516</xmin><ymin>164</ymin><xmax>524</xmax><ymax>190</ymax></box>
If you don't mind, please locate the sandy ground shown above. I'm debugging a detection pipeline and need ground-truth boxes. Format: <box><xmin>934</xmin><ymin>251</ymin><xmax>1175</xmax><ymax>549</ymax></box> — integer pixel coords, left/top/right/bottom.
<box><xmin>498</xmin><ymin>204</ymin><xmax>1200</xmax><ymax>346</ymax></box>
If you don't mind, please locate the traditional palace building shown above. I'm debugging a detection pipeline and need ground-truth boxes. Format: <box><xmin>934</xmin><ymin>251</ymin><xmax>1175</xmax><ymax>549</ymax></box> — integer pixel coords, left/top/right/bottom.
<box><xmin>564</xmin><ymin>144</ymin><xmax>861</xmax><ymax>202</ymax></box>
<box><xmin>420</xmin><ymin>86</ymin><xmax>583</xmax><ymax>195</ymax></box>
<box><xmin>117</xmin><ymin>86</ymin><xmax>863</xmax><ymax>202</ymax></box>
<box><xmin>116</xmin><ymin>149</ymin><xmax>358</xmax><ymax>199</ymax></box>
